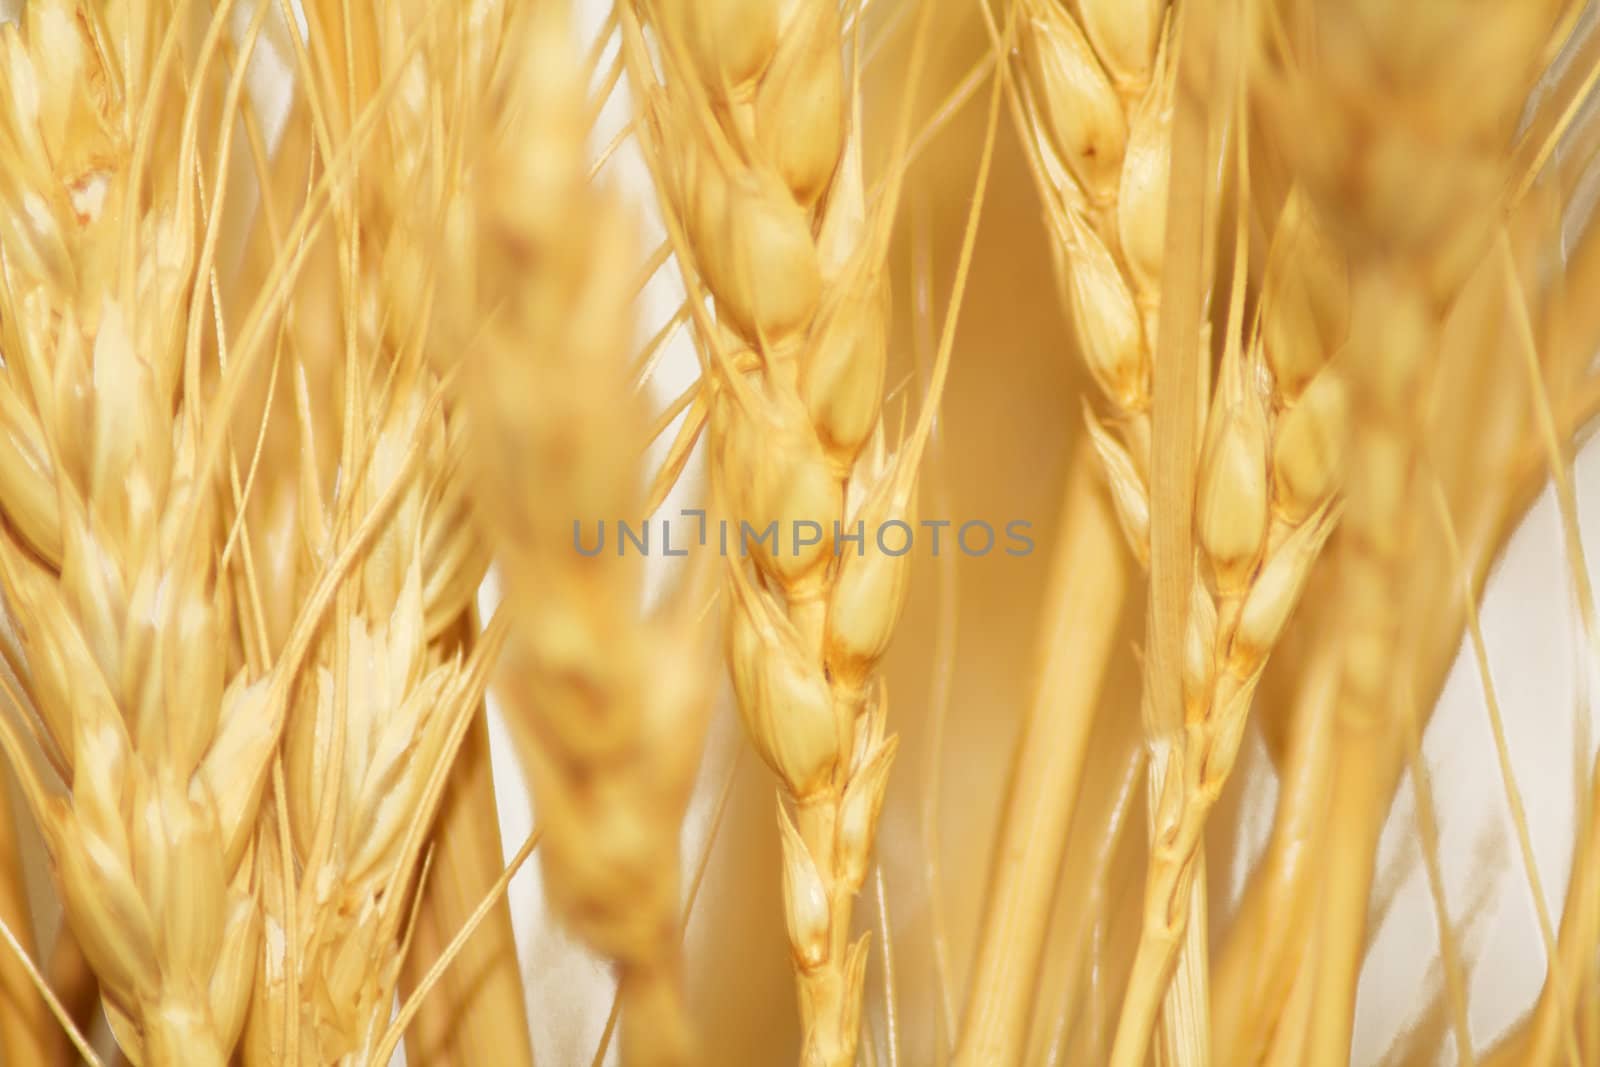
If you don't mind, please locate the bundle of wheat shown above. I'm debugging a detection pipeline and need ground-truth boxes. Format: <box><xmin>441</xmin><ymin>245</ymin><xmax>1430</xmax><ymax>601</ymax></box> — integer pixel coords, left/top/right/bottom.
<box><xmin>0</xmin><ymin>2</ymin><xmax>1595</xmax><ymax>1065</ymax></box>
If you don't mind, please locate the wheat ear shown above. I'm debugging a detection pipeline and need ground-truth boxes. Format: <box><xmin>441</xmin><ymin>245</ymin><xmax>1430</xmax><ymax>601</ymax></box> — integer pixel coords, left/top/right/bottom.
<box><xmin>0</xmin><ymin>4</ymin><xmax>285</xmax><ymax>1062</ymax></box>
<box><xmin>457</xmin><ymin>4</ymin><xmax>715</xmax><ymax>1064</ymax></box>
<box><xmin>952</xmin><ymin>4</ymin><xmax>1172</xmax><ymax>1056</ymax></box>
<box><xmin>329</xmin><ymin>3</ymin><xmax>534</xmax><ymax>1059</ymax></box>
<box><xmin>617</xmin><ymin>2</ymin><xmax>933</xmax><ymax>1061</ymax></box>
<box><xmin>1110</xmin><ymin>180</ymin><xmax>1346</xmax><ymax>1065</ymax></box>
<box><xmin>223</xmin><ymin>3</ymin><xmax>506</xmax><ymax>1059</ymax></box>
<box><xmin>253</xmin><ymin>3</ymin><xmax>528</xmax><ymax>1058</ymax></box>
<box><xmin>1247</xmin><ymin>4</ymin><xmax>1570</xmax><ymax>1062</ymax></box>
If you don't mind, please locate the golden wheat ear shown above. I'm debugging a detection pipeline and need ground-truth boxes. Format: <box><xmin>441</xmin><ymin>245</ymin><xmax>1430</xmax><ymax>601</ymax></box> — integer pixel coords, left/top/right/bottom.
<box><xmin>443</xmin><ymin>3</ymin><xmax>717</xmax><ymax>1064</ymax></box>
<box><xmin>1237</xmin><ymin>5</ymin><xmax>1576</xmax><ymax>1065</ymax></box>
<box><xmin>615</xmin><ymin>1</ymin><xmax>938</xmax><ymax>1061</ymax></box>
<box><xmin>0</xmin><ymin>3</ymin><xmax>288</xmax><ymax>1061</ymax></box>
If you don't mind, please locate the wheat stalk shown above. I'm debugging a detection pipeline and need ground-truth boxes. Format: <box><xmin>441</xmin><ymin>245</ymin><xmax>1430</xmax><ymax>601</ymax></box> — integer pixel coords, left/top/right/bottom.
<box><xmin>616</xmin><ymin>4</ymin><xmax>928</xmax><ymax>1063</ymax></box>
<box><xmin>952</xmin><ymin>2</ymin><xmax>1172</xmax><ymax>1058</ymax></box>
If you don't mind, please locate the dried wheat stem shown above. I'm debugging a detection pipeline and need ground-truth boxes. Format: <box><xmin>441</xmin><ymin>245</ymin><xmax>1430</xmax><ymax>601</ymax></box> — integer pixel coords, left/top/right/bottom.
<box><xmin>1209</xmin><ymin>644</ymin><xmax>1340</xmax><ymax>1062</ymax></box>
<box><xmin>953</xmin><ymin>452</ymin><xmax>1128</xmax><ymax>1065</ymax></box>
<box><xmin>397</xmin><ymin>707</ymin><xmax>531</xmax><ymax>1067</ymax></box>
<box><xmin>372</xmin><ymin>819</ymin><xmax>544</xmax><ymax>1067</ymax></box>
<box><xmin>1026</xmin><ymin>736</ymin><xmax>1146</xmax><ymax>1065</ymax></box>
<box><xmin>0</xmin><ymin>909</ymin><xmax>101</xmax><ymax>1067</ymax></box>
<box><xmin>954</xmin><ymin>1</ymin><xmax>1169</xmax><ymax>1056</ymax></box>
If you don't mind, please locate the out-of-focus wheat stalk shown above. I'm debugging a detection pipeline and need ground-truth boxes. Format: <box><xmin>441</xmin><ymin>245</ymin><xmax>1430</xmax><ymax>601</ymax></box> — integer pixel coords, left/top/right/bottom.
<box><xmin>453</xmin><ymin>2</ymin><xmax>716</xmax><ymax>1064</ymax></box>
<box><xmin>1250</xmin><ymin>4</ymin><xmax>1572</xmax><ymax>1064</ymax></box>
